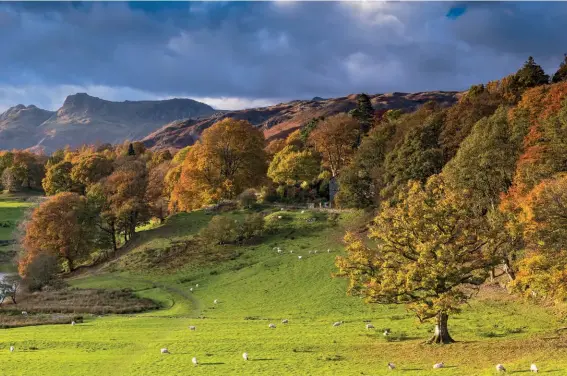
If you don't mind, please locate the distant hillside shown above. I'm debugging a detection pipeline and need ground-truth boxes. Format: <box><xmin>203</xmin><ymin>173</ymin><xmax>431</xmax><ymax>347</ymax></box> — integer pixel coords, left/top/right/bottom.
<box><xmin>0</xmin><ymin>105</ymin><xmax>55</xmax><ymax>150</ymax></box>
<box><xmin>0</xmin><ymin>93</ymin><xmax>216</xmax><ymax>153</ymax></box>
<box><xmin>142</xmin><ymin>91</ymin><xmax>462</xmax><ymax>149</ymax></box>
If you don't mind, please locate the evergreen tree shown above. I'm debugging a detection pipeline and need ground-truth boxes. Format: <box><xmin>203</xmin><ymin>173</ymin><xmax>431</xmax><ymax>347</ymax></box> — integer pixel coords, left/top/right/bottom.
<box><xmin>514</xmin><ymin>56</ymin><xmax>549</xmax><ymax>89</ymax></box>
<box><xmin>127</xmin><ymin>143</ymin><xmax>136</xmax><ymax>156</ymax></box>
<box><xmin>552</xmin><ymin>54</ymin><xmax>567</xmax><ymax>83</ymax></box>
<box><xmin>349</xmin><ymin>93</ymin><xmax>375</xmax><ymax>145</ymax></box>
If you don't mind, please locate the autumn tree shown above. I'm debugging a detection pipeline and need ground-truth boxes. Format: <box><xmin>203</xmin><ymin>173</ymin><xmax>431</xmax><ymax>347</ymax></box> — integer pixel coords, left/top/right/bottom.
<box><xmin>552</xmin><ymin>54</ymin><xmax>567</xmax><ymax>83</ymax></box>
<box><xmin>381</xmin><ymin>113</ymin><xmax>444</xmax><ymax>200</ymax></box>
<box><xmin>101</xmin><ymin>159</ymin><xmax>149</xmax><ymax>242</ymax></box>
<box><xmin>42</xmin><ymin>161</ymin><xmax>75</xmax><ymax>195</ymax></box>
<box><xmin>20</xmin><ymin>192</ymin><xmax>98</xmax><ymax>272</ymax></box>
<box><xmin>512</xmin><ymin>174</ymin><xmax>567</xmax><ymax>300</ymax></box>
<box><xmin>146</xmin><ymin>161</ymin><xmax>170</xmax><ymax>223</ymax></box>
<box><xmin>308</xmin><ymin>113</ymin><xmax>359</xmax><ymax>177</ymax></box>
<box><xmin>336</xmin><ymin>176</ymin><xmax>497</xmax><ymax>343</ymax></box>
<box><xmin>267</xmin><ymin>145</ymin><xmax>320</xmax><ymax>185</ymax></box>
<box><xmin>70</xmin><ymin>153</ymin><xmax>114</xmax><ymax>192</ymax></box>
<box><xmin>171</xmin><ymin>118</ymin><xmax>267</xmax><ymax>211</ymax></box>
<box><xmin>335</xmin><ymin>122</ymin><xmax>395</xmax><ymax>208</ymax></box>
<box><xmin>443</xmin><ymin>107</ymin><xmax>525</xmax><ymax>212</ymax></box>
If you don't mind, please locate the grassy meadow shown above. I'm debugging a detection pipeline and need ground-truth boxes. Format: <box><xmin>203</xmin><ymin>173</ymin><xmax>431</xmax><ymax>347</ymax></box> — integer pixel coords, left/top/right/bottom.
<box><xmin>1</xmin><ymin>207</ymin><xmax>567</xmax><ymax>375</ymax></box>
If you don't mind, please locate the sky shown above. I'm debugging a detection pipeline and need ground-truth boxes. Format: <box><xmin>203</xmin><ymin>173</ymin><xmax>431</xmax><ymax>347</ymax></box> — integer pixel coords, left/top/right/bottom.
<box><xmin>0</xmin><ymin>1</ymin><xmax>566</xmax><ymax>112</ymax></box>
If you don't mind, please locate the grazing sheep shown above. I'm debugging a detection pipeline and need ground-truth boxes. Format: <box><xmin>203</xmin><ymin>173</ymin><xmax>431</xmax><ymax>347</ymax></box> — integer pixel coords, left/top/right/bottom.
<box><xmin>21</xmin><ymin>311</ymin><xmax>28</xmax><ymax>316</ymax></box>
<box><xmin>281</xmin><ymin>319</ymin><xmax>289</xmax><ymax>324</ymax></box>
<box><xmin>277</xmin><ymin>249</ymin><xmax>282</xmax><ymax>254</ymax></box>
<box><xmin>277</xmin><ymin>216</ymin><xmax>282</xmax><ymax>219</ymax></box>
<box><xmin>269</xmin><ymin>323</ymin><xmax>276</xmax><ymax>329</ymax></box>
<box><xmin>243</xmin><ymin>352</ymin><xmax>249</xmax><ymax>361</ymax></box>
<box><xmin>9</xmin><ymin>346</ymin><xmax>14</xmax><ymax>353</ymax></box>
<box><xmin>195</xmin><ymin>284</ymin><xmax>199</xmax><ymax>288</ymax></box>
<box><xmin>309</xmin><ymin>251</ymin><xmax>312</xmax><ymax>254</ymax></box>
<box><xmin>333</xmin><ymin>322</ymin><xmax>342</xmax><ymax>327</ymax></box>
<box><xmin>71</xmin><ymin>321</ymin><xmax>76</xmax><ymax>326</ymax></box>
<box><xmin>214</xmin><ymin>299</ymin><xmax>218</xmax><ymax>304</ymax></box>
<box><xmin>433</xmin><ymin>362</ymin><xmax>444</xmax><ymax>369</ymax></box>
<box><xmin>190</xmin><ymin>288</ymin><xmax>193</xmax><ymax>292</ymax></box>
<box><xmin>531</xmin><ymin>363</ymin><xmax>538</xmax><ymax>373</ymax></box>
<box><xmin>189</xmin><ymin>326</ymin><xmax>196</xmax><ymax>331</ymax></box>
<box><xmin>366</xmin><ymin>323</ymin><xmax>375</xmax><ymax>330</ymax></box>
<box><xmin>314</xmin><ymin>250</ymin><xmax>317</xmax><ymax>254</ymax></box>
<box><xmin>298</xmin><ymin>256</ymin><xmax>302</xmax><ymax>260</ymax></box>
<box><xmin>280</xmin><ymin>208</ymin><xmax>284</xmax><ymax>211</ymax></box>
<box><xmin>192</xmin><ymin>357</ymin><xmax>198</xmax><ymax>366</ymax></box>
<box><xmin>496</xmin><ymin>364</ymin><xmax>506</xmax><ymax>372</ymax></box>
<box><xmin>290</xmin><ymin>250</ymin><xmax>293</xmax><ymax>254</ymax></box>
<box><xmin>301</xmin><ymin>210</ymin><xmax>305</xmax><ymax>214</ymax></box>
<box><xmin>388</xmin><ymin>362</ymin><xmax>395</xmax><ymax>370</ymax></box>
<box><xmin>383</xmin><ymin>329</ymin><xmax>391</xmax><ymax>336</ymax></box>
<box><xmin>327</xmin><ymin>249</ymin><xmax>331</xmax><ymax>253</ymax></box>
<box><xmin>161</xmin><ymin>348</ymin><xmax>169</xmax><ymax>354</ymax></box>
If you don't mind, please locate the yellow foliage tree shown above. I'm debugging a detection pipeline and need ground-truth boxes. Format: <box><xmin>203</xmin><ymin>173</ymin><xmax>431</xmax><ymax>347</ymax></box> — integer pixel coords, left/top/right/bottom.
<box><xmin>170</xmin><ymin>118</ymin><xmax>267</xmax><ymax>211</ymax></box>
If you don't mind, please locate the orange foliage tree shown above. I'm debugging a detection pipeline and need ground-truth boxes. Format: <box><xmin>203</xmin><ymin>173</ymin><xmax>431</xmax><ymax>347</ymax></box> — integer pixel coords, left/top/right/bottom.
<box><xmin>19</xmin><ymin>192</ymin><xmax>97</xmax><ymax>273</ymax></box>
<box><xmin>170</xmin><ymin>118</ymin><xmax>267</xmax><ymax>211</ymax></box>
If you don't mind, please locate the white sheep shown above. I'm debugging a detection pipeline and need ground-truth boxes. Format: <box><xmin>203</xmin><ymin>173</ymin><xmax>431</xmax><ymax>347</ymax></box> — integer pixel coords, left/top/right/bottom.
<box><xmin>289</xmin><ymin>250</ymin><xmax>293</xmax><ymax>254</ymax></box>
<box><xmin>496</xmin><ymin>364</ymin><xmax>506</xmax><ymax>372</ymax></box>
<box><xmin>327</xmin><ymin>249</ymin><xmax>331</xmax><ymax>253</ymax></box>
<box><xmin>333</xmin><ymin>321</ymin><xmax>342</xmax><ymax>327</ymax></box>
<box><xmin>433</xmin><ymin>362</ymin><xmax>444</xmax><ymax>369</ymax></box>
<box><xmin>277</xmin><ymin>216</ymin><xmax>282</xmax><ymax>219</ymax></box>
<box><xmin>280</xmin><ymin>208</ymin><xmax>284</xmax><ymax>211</ymax></box>
<box><xmin>268</xmin><ymin>323</ymin><xmax>276</xmax><ymax>329</ymax></box>
<box><xmin>314</xmin><ymin>250</ymin><xmax>317</xmax><ymax>254</ymax></box>
<box><xmin>277</xmin><ymin>249</ymin><xmax>282</xmax><ymax>254</ymax></box>
<box><xmin>71</xmin><ymin>321</ymin><xmax>76</xmax><ymax>326</ymax></box>
<box><xmin>189</xmin><ymin>326</ymin><xmax>196</xmax><ymax>331</ymax></box>
<box><xmin>192</xmin><ymin>357</ymin><xmax>198</xmax><ymax>366</ymax></box>
<box><xmin>281</xmin><ymin>319</ymin><xmax>289</xmax><ymax>324</ymax></box>
<box><xmin>531</xmin><ymin>363</ymin><xmax>538</xmax><ymax>373</ymax></box>
<box><xmin>9</xmin><ymin>346</ymin><xmax>14</xmax><ymax>353</ymax></box>
<box><xmin>387</xmin><ymin>362</ymin><xmax>395</xmax><ymax>370</ymax></box>
<box><xmin>190</xmin><ymin>288</ymin><xmax>193</xmax><ymax>292</ymax></box>
<box><xmin>309</xmin><ymin>251</ymin><xmax>312</xmax><ymax>254</ymax></box>
<box><xmin>21</xmin><ymin>311</ymin><xmax>28</xmax><ymax>316</ymax></box>
<box><xmin>161</xmin><ymin>348</ymin><xmax>169</xmax><ymax>354</ymax></box>
<box><xmin>366</xmin><ymin>323</ymin><xmax>375</xmax><ymax>330</ymax></box>
<box><xmin>301</xmin><ymin>210</ymin><xmax>305</xmax><ymax>214</ymax></box>
<box><xmin>383</xmin><ymin>329</ymin><xmax>391</xmax><ymax>336</ymax></box>
<box><xmin>298</xmin><ymin>256</ymin><xmax>302</xmax><ymax>260</ymax></box>
<box><xmin>214</xmin><ymin>299</ymin><xmax>218</xmax><ymax>304</ymax></box>
<box><xmin>195</xmin><ymin>284</ymin><xmax>199</xmax><ymax>288</ymax></box>
<box><xmin>243</xmin><ymin>352</ymin><xmax>249</xmax><ymax>361</ymax></box>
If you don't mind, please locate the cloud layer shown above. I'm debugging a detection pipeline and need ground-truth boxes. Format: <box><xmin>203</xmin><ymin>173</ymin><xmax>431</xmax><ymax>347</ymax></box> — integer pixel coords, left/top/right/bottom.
<box><xmin>0</xmin><ymin>1</ymin><xmax>566</xmax><ymax>111</ymax></box>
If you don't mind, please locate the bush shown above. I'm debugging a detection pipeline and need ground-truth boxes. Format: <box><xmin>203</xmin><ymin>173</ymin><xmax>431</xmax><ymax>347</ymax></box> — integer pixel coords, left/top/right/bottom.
<box><xmin>237</xmin><ymin>213</ymin><xmax>265</xmax><ymax>241</ymax></box>
<box><xmin>258</xmin><ymin>185</ymin><xmax>278</xmax><ymax>203</ymax></box>
<box><xmin>22</xmin><ymin>253</ymin><xmax>61</xmax><ymax>292</ymax></box>
<box><xmin>200</xmin><ymin>214</ymin><xmax>265</xmax><ymax>246</ymax></box>
<box><xmin>237</xmin><ymin>189</ymin><xmax>257</xmax><ymax>208</ymax></box>
<box><xmin>199</xmin><ymin>216</ymin><xmax>238</xmax><ymax>245</ymax></box>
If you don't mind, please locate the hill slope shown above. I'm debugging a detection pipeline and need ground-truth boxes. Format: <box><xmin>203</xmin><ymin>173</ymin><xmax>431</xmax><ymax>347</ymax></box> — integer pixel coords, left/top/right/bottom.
<box><xmin>0</xmin><ymin>94</ymin><xmax>216</xmax><ymax>153</ymax></box>
<box><xmin>142</xmin><ymin>91</ymin><xmax>462</xmax><ymax>149</ymax></box>
<box><xmin>3</xmin><ymin>208</ymin><xmax>565</xmax><ymax>375</ymax></box>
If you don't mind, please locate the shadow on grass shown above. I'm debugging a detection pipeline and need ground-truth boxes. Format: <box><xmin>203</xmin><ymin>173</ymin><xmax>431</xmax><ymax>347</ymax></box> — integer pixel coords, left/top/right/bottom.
<box><xmin>251</xmin><ymin>358</ymin><xmax>277</xmax><ymax>361</ymax></box>
<box><xmin>200</xmin><ymin>362</ymin><xmax>226</xmax><ymax>366</ymax></box>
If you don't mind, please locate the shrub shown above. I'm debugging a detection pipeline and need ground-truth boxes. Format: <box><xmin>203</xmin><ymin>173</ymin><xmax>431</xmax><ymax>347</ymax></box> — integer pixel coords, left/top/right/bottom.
<box><xmin>199</xmin><ymin>216</ymin><xmax>238</xmax><ymax>245</ymax></box>
<box><xmin>237</xmin><ymin>189</ymin><xmax>257</xmax><ymax>208</ymax></box>
<box><xmin>236</xmin><ymin>213</ymin><xmax>265</xmax><ymax>241</ymax></box>
<box><xmin>258</xmin><ymin>185</ymin><xmax>278</xmax><ymax>203</ymax></box>
<box><xmin>22</xmin><ymin>253</ymin><xmax>61</xmax><ymax>292</ymax></box>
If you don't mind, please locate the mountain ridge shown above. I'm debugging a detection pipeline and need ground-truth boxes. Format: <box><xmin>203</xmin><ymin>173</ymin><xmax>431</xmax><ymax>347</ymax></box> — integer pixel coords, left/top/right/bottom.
<box><xmin>0</xmin><ymin>93</ymin><xmax>216</xmax><ymax>153</ymax></box>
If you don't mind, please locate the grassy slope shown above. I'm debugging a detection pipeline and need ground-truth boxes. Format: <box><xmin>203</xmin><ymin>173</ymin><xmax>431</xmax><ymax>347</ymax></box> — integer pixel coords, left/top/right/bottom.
<box><xmin>2</xmin><ymin>209</ymin><xmax>567</xmax><ymax>375</ymax></box>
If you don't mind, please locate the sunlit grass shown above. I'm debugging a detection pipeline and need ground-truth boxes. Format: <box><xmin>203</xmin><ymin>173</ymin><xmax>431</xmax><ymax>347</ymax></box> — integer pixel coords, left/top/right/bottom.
<box><xmin>3</xmin><ymin>209</ymin><xmax>567</xmax><ymax>375</ymax></box>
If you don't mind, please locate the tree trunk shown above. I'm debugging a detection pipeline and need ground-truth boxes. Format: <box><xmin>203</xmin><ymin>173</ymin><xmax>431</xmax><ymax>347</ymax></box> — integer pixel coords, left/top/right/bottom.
<box><xmin>67</xmin><ymin>257</ymin><xmax>74</xmax><ymax>272</ymax></box>
<box><xmin>427</xmin><ymin>312</ymin><xmax>455</xmax><ymax>344</ymax></box>
<box><xmin>110</xmin><ymin>222</ymin><xmax>117</xmax><ymax>253</ymax></box>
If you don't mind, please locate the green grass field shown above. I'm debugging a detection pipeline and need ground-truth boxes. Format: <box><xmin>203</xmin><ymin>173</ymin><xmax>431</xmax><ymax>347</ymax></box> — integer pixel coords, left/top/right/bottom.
<box><xmin>2</xmin><ymin>208</ymin><xmax>567</xmax><ymax>375</ymax></box>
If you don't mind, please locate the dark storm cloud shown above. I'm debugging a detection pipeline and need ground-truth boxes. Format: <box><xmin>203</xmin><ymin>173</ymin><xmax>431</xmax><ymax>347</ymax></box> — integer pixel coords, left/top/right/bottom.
<box><xmin>0</xmin><ymin>1</ymin><xmax>566</xmax><ymax>110</ymax></box>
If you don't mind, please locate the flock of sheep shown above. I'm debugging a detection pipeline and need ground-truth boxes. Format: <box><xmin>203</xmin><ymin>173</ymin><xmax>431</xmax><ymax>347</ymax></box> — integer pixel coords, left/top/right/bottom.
<box><xmin>5</xmin><ymin>233</ymin><xmax>542</xmax><ymax>374</ymax></box>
